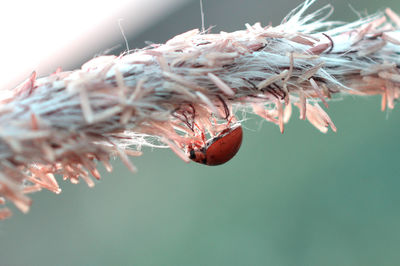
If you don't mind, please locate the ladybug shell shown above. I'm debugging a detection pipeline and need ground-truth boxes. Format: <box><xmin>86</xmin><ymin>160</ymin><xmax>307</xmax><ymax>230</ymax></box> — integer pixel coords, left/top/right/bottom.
<box><xmin>190</xmin><ymin>125</ymin><xmax>243</xmax><ymax>166</ymax></box>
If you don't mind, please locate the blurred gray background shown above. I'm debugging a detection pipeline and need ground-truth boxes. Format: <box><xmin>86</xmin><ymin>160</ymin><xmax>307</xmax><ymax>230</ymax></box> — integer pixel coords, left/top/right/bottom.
<box><xmin>2</xmin><ymin>0</ymin><xmax>400</xmax><ymax>265</ymax></box>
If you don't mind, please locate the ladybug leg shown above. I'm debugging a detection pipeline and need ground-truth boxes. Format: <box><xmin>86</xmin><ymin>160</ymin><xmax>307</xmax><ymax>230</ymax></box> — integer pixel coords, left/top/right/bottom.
<box><xmin>193</xmin><ymin>121</ymin><xmax>207</xmax><ymax>146</ymax></box>
<box><xmin>270</xmin><ymin>83</ymin><xmax>286</xmax><ymax>100</ymax></box>
<box><xmin>213</xmin><ymin>116</ymin><xmax>235</xmax><ymax>138</ymax></box>
<box><xmin>265</xmin><ymin>87</ymin><xmax>280</xmax><ymax>99</ymax></box>
<box><xmin>200</xmin><ymin>130</ymin><xmax>206</xmax><ymax>145</ymax></box>
<box><xmin>241</xmin><ymin>78</ymin><xmax>258</xmax><ymax>91</ymax></box>
<box><xmin>225</xmin><ymin>116</ymin><xmax>234</xmax><ymax>128</ymax></box>
<box><xmin>187</xmin><ymin>135</ymin><xmax>202</xmax><ymax>155</ymax></box>
<box><xmin>216</xmin><ymin>95</ymin><xmax>230</xmax><ymax>120</ymax></box>
<box><xmin>188</xmin><ymin>104</ymin><xmax>196</xmax><ymax>130</ymax></box>
<box><xmin>171</xmin><ymin>104</ymin><xmax>196</xmax><ymax>131</ymax></box>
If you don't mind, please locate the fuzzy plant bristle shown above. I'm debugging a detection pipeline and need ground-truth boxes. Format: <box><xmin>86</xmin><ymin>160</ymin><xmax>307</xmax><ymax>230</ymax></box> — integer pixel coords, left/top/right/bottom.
<box><xmin>0</xmin><ymin>0</ymin><xmax>399</xmax><ymax>219</ymax></box>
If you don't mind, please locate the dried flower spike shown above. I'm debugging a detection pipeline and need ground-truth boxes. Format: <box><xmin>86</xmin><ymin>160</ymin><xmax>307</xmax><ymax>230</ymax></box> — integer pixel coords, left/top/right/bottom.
<box><xmin>0</xmin><ymin>0</ymin><xmax>400</xmax><ymax>219</ymax></box>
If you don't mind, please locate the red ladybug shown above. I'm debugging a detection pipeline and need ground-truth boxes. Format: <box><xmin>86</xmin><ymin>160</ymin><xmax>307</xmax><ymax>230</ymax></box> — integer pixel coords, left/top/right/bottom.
<box><xmin>188</xmin><ymin>124</ymin><xmax>243</xmax><ymax>166</ymax></box>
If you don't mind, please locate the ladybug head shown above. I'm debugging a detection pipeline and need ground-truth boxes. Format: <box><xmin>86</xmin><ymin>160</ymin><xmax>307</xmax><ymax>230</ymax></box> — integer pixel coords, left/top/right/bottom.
<box><xmin>188</xmin><ymin>148</ymin><xmax>207</xmax><ymax>164</ymax></box>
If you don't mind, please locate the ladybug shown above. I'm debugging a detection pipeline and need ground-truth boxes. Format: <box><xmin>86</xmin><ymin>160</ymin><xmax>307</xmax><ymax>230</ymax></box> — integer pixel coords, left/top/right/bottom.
<box><xmin>188</xmin><ymin>124</ymin><xmax>243</xmax><ymax>166</ymax></box>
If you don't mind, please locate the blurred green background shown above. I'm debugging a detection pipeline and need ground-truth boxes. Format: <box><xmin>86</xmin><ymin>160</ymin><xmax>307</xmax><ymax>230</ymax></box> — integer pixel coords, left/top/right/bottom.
<box><xmin>2</xmin><ymin>0</ymin><xmax>400</xmax><ymax>265</ymax></box>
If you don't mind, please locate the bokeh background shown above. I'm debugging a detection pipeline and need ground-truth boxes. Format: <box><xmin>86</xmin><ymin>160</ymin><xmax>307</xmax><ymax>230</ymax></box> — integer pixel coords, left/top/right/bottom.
<box><xmin>2</xmin><ymin>0</ymin><xmax>400</xmax><ymax>265</ymax></box>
